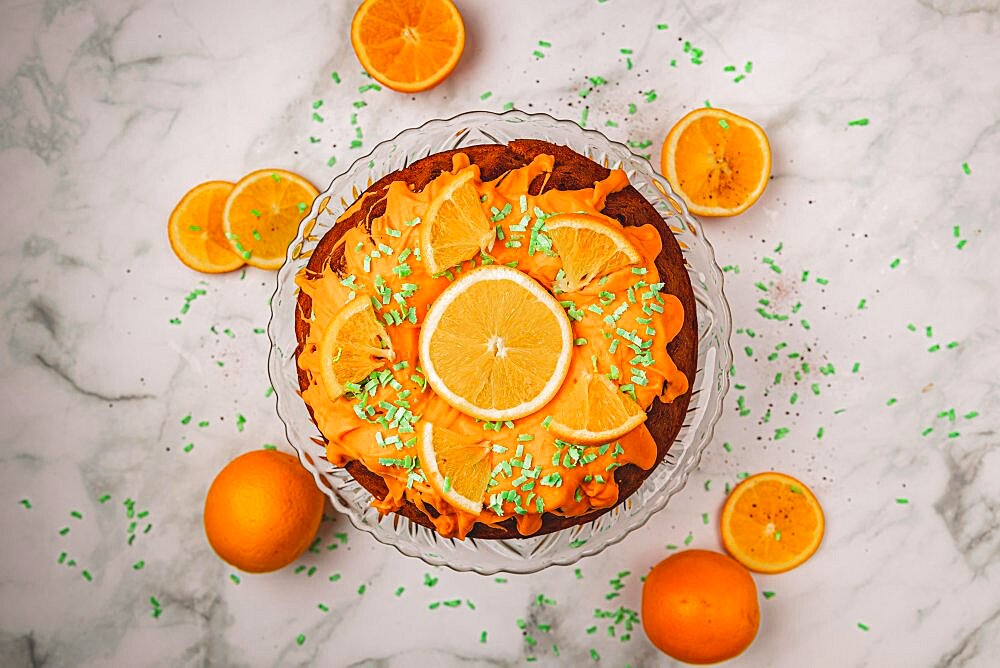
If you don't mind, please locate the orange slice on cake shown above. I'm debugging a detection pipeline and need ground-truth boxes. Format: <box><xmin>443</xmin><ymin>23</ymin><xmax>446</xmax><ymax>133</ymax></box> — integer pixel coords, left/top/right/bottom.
<box><xmin>417</xmin><ymin>422</ymin><xmax>493</xmax><ymax>515</ymax></box>
<box><xmin>546</xmin><ymin>213</ymin><xmax>641</xmax><ymax>292</ymax></box>
<box><xmin>420</xmin><ymin>169</ymin><xmax>495</xmax><ymax>274</ymax></box>
<box><xmin>319</xmin><ymin>297</ymin><xmax>395</xmax><ymax>400</ymax></box>
<box><xmin>548</xmin><ymin>371</ymin><xmax>647</xmax><ymax>444</ymax></box>
<box><xmin>418</xmin><ymin>265</ymin><xmax>572</xmax><ymax>421</ymax></box>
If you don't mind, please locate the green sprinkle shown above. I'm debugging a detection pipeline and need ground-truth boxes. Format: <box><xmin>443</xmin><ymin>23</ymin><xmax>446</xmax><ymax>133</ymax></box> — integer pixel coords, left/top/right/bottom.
<box><xmin>296</xmin><ymin>634</ymin><xmax>306</xmax><ymax>646</ymax></box>
<box><xmin>857</xmin><ymin>622</ymin><xmax>869</xmax><ymax>631</ymax></box>
<box><xmin>657</xmin><ymin>23</ymin><xmax>668</xmax><ymax>29</ymax></box>
<box><xmin>962</xmin><ymin>162</ymin><xmax>971</xmax><ymax>175</ymax></box>
<box><xmin>480</xmin><ymin>630</ymin><xmax>488</xmax><ymax>643</ymax></box>
<box><xmin>886</xmin><ymin>397</ymin><xmax>897</xmax><ymax>406</ymax></box>
<box><xmin>895</xmin><ymin>498</ymin><xmax>909</xmax><ymax>504</ymax></box>
<box><xmin>701</xmin><ymin>512</ymin><xmax>709</xmax><ymax>525</ymax></box>
<box><xmin>719</xmin><ymin>118</ymin><xmax>730</xmax><ymax>130</ymax></box>
<box><xmin>683</xmin><ymin>532</ymin><xmax>694</xmax><ymax>546</ymax></box>
<box><xmin>81</xmin><ymin>570</ymin><xmax>93</xmax><ymax>582</ymax></box>
<box><xmin>957</xmin><ymin>239</ymin><xmax>967</xmax><ymax>250</ymax></box>
<box><xmin>890</xmin><ymin>257</ymin><xmax>901</xmax><ymax>269</ymax></box>
<box><xmin>331</xmin><ymin>71</ymin><xmax>341</xmax><ymax>83</ymax></box>
<box><xmin>480</xmin><ymin>90</ymin><xmax>493</xmax><ymax>100</ymax></box>
<box><xmin>848</xmin><ymin>118</ymin><xmax>870</xmax><ymax>126</ymax></box>
<box><xmin>774</xmin><ymin>427</ymin><xmax>790</xmax><ymax>440</ymax></box>
<box><xmin>722</xmin><ymin>442</ymin><xmax>732</xmax><ymax>452</ymax></box>
<box><xmin>19</xmin><ymin>499</ymin><xmax>31</xmax><ymax>509</ymax></box>
<box><xmin>590</xmin><ymin>649</ymin><xmax>600</xmax><ymax>661</ymax></box>
<box><xmin>357</xmin><ymin>584</ymin><xmax>366</xmax><ymax>595</ymax></box>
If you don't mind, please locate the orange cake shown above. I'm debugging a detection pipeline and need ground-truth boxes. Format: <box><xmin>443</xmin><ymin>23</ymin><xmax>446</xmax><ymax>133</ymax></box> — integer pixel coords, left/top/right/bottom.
<box><xmin>294</xmin><ymin>140</ymin><xmax>697</xmax><ymax>539</ymax></box>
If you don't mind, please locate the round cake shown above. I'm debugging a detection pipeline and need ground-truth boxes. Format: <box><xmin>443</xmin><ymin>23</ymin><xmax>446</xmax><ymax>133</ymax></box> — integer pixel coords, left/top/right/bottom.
<box><xmin>294</xmin><ymin>139</ymin><xmax>697</xmax><ymax>540</ymax></box>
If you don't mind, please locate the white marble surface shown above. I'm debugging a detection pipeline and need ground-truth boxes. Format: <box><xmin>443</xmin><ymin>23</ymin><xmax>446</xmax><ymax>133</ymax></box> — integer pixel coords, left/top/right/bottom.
<box><xmin>2</xmin><ymin>0</ymin><xmax>999</xmax><ymax>665</ymax></box>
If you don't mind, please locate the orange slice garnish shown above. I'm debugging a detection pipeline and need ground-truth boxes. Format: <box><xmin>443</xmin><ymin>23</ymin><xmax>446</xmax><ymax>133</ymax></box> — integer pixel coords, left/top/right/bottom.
<box><xmin>720</xmin><ymin>472</ymin><xmax>825</xmax><ymax>573</ymax></box>
<box><xmin>350</xmin><ymin>0</ymin><xmax>466</xmax><ymax>93</ymax></box>
<box><xmin>417</xmin><ymin>422</ymin><xmax>493</xmax><ymax>515</ymax></box>
<box><xmin>319</xmin><ymin>297</ymin><xmax>395</xmax><ymax>400</ymax></box>
<box><xmin>548</xmin><ymin>371</ymin><xmax>647</xmax><ymax>444</ymax></box>
<box><xmin>167</xmin><ymin>181</ymin><xmax>244</xmax><ymax>273</ymax></box>
<box><xmin>420</xmin><ymin>169</ymin><xmax>495</xmax><ymax>275</ymax></box>
<box><xmin>222</xmin><ymin>169</ymin><xmax>319</xmax><ymax>270</ymax></box>
<box><xmin>418</xmin><ymin>265</ymin><xmax>572</xmax><ymax>421</ymax></box>
<box><xmin>661</xmin><ymin>108</ymin><xmax>771</xmax><ymax>216</ymax></box>
<box><xmin>545</xmin><ymin>213</ymin><xmax>641</xmax><ymax>293</ymax></box>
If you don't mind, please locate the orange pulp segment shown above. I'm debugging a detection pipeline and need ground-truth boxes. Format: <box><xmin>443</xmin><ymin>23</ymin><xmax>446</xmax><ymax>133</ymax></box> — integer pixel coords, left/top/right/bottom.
<box><xmin>720</xmin><ymin>471</ymin><xmax>825</xmax><ymax>573</ymax></box>
<box><xmin>661</xmin><ymin>108</ymin><xmax>771</xmax><ymax>216</ymax></box>
<box><xmin>350</xmin><ymin>0</ymin><xmax>466</xmax><ymax>93</ymax></box>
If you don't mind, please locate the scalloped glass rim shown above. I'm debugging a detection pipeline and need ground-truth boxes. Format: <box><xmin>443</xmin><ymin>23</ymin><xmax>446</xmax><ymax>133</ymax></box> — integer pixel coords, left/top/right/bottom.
<box><xmin>267</xmin><ymin>110</ymin><xmax>733</xmax><ymax>575</ymax></box>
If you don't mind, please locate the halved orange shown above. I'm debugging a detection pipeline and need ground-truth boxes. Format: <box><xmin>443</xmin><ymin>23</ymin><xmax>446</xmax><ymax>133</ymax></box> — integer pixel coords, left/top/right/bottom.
<box><xmin>548</xmin><ymin>371</ymin><xmax>647</xmax><ymax>444</ymax></box>
<box><xmin>417</xmin><ymin>422</ymin><xmax>493</xmax><ymax>515</ymax></box>
<box><xmin>418</xmin><ymin>265</ymin><xmax>572</xmax><ymax>421</ymax></box>
<box><xmin>420</xmin><ymin>169</ymin><xmax>495</xmax><ymax>275</ymax></box>
<box><xmin>720</xmin><ymin>472</ymin><xmax>824</xmax><ymax>574</ymax></box>
<box><xmin>319</xmin><ymin>297</ymin><xmax>395</xmax><ymax>400</ymax></box>
<box><xmin>351</xmin><ymin>0</ymin><xmax>466</xmax><ymax>93</ymax></box>
<box><xmin>546</xmin><ymin>213</ymin><xmax>642</xmax><ymax>292</ymax></box>
<box><xmin>167</xmin><ymin>181</ymin><xmax>244</xmax><ymax>273</ymax></box>
<box><xmin>661</xmin><ymin>108</ymin><xmax>771</xmax><ymax>217</ymax></box>
<box><xmin>222</xmin><ymin>169</ymin><xmax>319</xmax><ymax>270</ymax></box>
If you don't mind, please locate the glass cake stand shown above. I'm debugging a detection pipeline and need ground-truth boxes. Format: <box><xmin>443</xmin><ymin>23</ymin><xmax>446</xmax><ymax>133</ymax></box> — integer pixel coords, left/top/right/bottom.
<box><xmin>267</xmin><ymin>110</ymin><xmax>733</xmax><ymax>575</ymax></box>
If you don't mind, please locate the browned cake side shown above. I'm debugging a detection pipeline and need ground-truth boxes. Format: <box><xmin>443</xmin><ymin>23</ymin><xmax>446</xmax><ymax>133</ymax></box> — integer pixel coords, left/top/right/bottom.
<box><xmin>295</xmin><ymin>140</ymin><xmax>698</xmax><ymax>539</ymax></box>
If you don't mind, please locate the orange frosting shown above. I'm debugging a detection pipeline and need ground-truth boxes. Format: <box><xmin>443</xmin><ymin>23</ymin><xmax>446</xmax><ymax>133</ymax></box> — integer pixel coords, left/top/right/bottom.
<box><xmin>296</xmin><ymin>153</ymin><xmax>688</xmax><ymax>539</ymax></box>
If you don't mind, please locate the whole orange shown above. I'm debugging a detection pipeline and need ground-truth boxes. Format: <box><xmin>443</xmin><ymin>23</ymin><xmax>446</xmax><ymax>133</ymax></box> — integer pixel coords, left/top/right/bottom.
<box><xmin>203</xmin><ymin>450</ymin><xmax>325</xmax><ymax>573</ymax></box>
<box><xmin>641</xmin><ymin>549</ymin><xmax>760</xmax><ymax>664</ymax></box>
